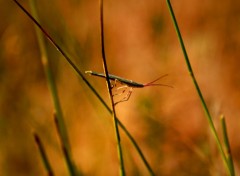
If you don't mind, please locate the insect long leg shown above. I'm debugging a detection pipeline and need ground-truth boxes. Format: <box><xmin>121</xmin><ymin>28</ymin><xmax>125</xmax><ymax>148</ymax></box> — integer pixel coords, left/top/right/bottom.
<box><xmin>114</xmin><ymin>87</ymin><xmax>133</xmax><ymax>106</ymax></box>
<box><xmin>112</xmin><ymin>85</ymin><xmax>128</xmax><ymax>96</ymax></box>
<box><xmin>111</xmin><ymin>79</ymin><xmax>119</xmax><ymax>89</ymax></box>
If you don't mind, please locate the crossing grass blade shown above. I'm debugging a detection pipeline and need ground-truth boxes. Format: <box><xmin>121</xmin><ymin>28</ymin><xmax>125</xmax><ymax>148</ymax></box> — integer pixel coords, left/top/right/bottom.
<box><xmin>99</xmin><ymin>0</ymin><xmax>125</xmax><ymax>175</ymax></box>
<box><xmin>13</xmin><ymin>0</ymin><xmax>154</xmax><ymax>174</ymax></box>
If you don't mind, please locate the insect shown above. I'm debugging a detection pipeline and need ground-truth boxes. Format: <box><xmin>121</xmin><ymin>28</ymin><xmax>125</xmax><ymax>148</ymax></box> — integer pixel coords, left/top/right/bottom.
<box><xmin>85</xmin><ymin>71</ymin><xmax>173</xmax><ymax>104</ymax></box>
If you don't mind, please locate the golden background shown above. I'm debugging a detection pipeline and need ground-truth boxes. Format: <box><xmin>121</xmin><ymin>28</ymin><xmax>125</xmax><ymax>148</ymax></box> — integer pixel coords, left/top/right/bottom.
<box><xmin>1</xmin><ymin>0</ymin><xmax>240</xmax><ymax>175</ymax></box>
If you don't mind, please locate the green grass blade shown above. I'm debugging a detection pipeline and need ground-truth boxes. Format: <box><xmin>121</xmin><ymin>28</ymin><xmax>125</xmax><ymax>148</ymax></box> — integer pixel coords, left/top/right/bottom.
<box><xmin>99</xmin><ymin>0</ymin><xmax>125</xmax><ymax>175</ymax></box>
<box><xmin>166</xmin><ymin>0</ymin><xmax>230</xmax><ymax>175</ymax></box>
<box><xmin>29</xmin><ymin>0</ymin><xmax>70</xmax><ymax>152</ymax></box>
<box><xmin>221</xmin><ymin>115</ymin><xmax>235</xmax><ymax>176</ymax></box>
<box><xmin>13</xmin><ymin>1</ymin><xmax>154</xmax><ymax>174</ymax></box>
<box><xmin>33</xmin><ymin>132</ymin><xmax>54</xmax><ymax>176</ymax></box>
<box><xmin>54</xmin><ymin>115</ymin><xmax>80</xmax><ymax>176</ymax></box>
<box><xmin>29</xmin><ymin>1</ymin><xmax>78</xmax><ymax>175</ymax></box>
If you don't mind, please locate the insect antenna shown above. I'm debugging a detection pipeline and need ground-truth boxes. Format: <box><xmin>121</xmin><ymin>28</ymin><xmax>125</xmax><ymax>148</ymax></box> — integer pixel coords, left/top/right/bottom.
<box><xmin>143</xmin><ymin>74</ymin><xmax>173</xmax><ymax>88</ymax></box>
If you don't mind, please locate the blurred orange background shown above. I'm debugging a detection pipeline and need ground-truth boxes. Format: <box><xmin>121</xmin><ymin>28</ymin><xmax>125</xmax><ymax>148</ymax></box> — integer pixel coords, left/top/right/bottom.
<box><xmin>1</xmin><ymin>0</ymin><xmax>240</xmax><ymax>175</ymax></box>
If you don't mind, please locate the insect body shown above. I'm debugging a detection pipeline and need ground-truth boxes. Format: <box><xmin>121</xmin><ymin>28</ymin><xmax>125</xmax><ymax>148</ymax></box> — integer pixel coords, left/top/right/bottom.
<box><xmin>85</xmin><ymin>71</ymin><xmax>172</xmax><ymax>104</ymax></box>
<box><xmin>85</xmin><ymin>71</ymin><xmax>172</xmax><ymax>88</ymax></box>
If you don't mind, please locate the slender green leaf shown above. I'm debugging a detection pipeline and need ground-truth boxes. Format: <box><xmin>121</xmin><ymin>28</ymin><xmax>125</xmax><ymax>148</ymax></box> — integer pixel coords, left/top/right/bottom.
<box><xmin>54</xmin><ymin>115</ymin><xmax>80</xmax><ymax>176</ymax></box>
<box><xmin>221</xmin><ymin>115</ymin><xmax>235</xmax><ymax>176</ymax></box>
<box><xmin>166</xmin><ymin>0</ymin><xmax>230</xmax><ymax>175</ymax></box>
<box><xmin>29</xmin><ymin>1</ymin><xmax>78</xmax><ymax>175</ymax></box>
<box><xmin>33</xmin><ymin>132</ymin><xmax>54</xmax><ymax>176</ymax></box>
<box><xmin>99</xmin><ymin>0</ymin><xmax>125</xmax><ymax>175</ymax></box>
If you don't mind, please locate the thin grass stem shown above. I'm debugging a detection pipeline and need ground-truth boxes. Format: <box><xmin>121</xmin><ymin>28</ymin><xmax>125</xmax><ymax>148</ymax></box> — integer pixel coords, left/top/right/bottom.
<box><xmin>13</xmin><ymin>1</ymin><xmax>154</xmax><ymax>174</ymax></box>
<box><xmin>29</xmin><ymin>1</ymin><xmax>78</xmax><ymax>175</ymax></box>
<box><xmin>33</xmin><ymin>132</ymin><xmax>54</xmax><ymax>176</ymax></box>
<box><xmin>54</xmin><ymin>115</ymin><xmax>80</xmax><ymax>176</ymax></box>
<box><xmin>221</xmin><ymin>115</ymin><xmax>235</xmax><ymax>176</ymax></box>
<box><xmin>29</xmin><ymin>0</ymin><xmax>70</xmax><ymax>152</ymax></box>
<box><xmin>166</xmin><ymin>0</ymin><xmax>230</xmax><ymax>175</ymax></box>
<box><xmin>99</xmin><ymin>0</ymin><xmax>125</xmax><ymax>175</ymax></box>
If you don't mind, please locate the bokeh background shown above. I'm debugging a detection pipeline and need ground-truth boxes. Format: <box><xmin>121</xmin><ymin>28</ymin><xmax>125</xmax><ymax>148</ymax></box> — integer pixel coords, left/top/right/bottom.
<box><xmin>1</xmin><ymin>0</ymin><xmax>240</xmax><ymax>175</ymax></box>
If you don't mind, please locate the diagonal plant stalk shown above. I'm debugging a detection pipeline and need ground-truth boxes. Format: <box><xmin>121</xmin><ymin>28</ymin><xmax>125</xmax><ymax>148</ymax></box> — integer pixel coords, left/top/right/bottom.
<box><xmin>13</xmin><ymin>0</ymin><xmax>154</xmax><ymax>175</ymax></box>
<box><xmin>54</xmin><ymin>115</ymin><xmax>80</xmax><ymax>176</ymax></box>
<box><xmin>220</xmin><ymin>115</ymin><xmax>235</xmax><ymax>176</ymax></box>
<box><xmin>99</xmin><ymin>0</ymin><xmax>125</xmax><ymax>175</ymax></box>
<box><xmin>29</xmin><ymin>1</ymin><xmax>78</xmax><ymax>175</ymax></box>
<box><xmin>33</xmin><ymin>132</ymin><xmax>54</xmax><ymax>176</ymax></box>
<box><xmin>166</xmin><ymin>0</ymin><xmax>231</xmax><ymax>175</ymax></box>
<box><xmin>29</xmin><ymin>0</ymin><xmax>70</xmax><ymax>152</ymax></box>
